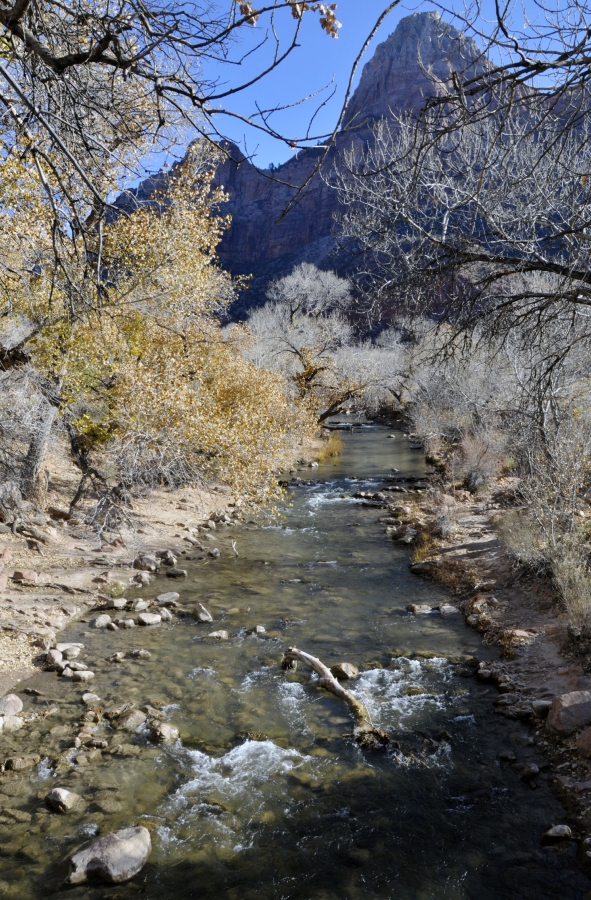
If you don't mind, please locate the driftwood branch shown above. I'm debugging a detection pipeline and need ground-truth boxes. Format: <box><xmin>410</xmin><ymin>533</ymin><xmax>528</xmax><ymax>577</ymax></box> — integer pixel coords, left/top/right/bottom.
<box><xmin>281</xmin><ymin>646</ymin><xmax>390</xmax><ymax>749</ymax></box>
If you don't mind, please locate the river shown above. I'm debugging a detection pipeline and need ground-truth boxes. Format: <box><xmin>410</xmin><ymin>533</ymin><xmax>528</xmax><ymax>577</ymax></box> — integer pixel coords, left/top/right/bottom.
<box><xmin>0</xmin><ymin>425</ymin><xmax>588</xmax><ymax>899</ymax></box>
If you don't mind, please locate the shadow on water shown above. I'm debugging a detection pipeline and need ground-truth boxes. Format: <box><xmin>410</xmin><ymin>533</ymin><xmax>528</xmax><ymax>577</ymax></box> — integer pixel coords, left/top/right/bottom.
<box><xmin>0</xmin><ymin>426</ymin><xmax>589</xmax><ymax>899</ymax></box>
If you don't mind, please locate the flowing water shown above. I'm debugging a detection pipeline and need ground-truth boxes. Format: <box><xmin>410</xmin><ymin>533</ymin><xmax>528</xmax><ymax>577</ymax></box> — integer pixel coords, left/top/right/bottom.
<box><xmin>0</xmin><ymin>426</ymin><xmax>588</xmax><ymax>899</ymax></box>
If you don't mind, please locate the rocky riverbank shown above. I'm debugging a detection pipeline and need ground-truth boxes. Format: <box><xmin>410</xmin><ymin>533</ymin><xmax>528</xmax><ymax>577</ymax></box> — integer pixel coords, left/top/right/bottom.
<box><xmin>380</xmin><ymin>437</ymin><xmax>591</xmax><ymax>885</ymax></box>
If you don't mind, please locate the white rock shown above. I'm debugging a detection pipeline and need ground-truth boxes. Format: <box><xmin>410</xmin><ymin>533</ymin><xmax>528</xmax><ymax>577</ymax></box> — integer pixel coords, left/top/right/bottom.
<box><xmin>46</xmin><ymin>787</ymin><xmax>82</xmax><ymax>812</ymax></box>
<box><xmin>0</xmin><ymin>694</ymin><xmax>23</xmax><ymax>716</ymax></box>
<box><xmin>92</xmin><ymin>614</ymin><xmax>111</xmax><ymax>628</ymax></box>
<box><xmin>160</xmin><ymin>608</ymin><xmax>173</xmax><ymax>622</ymax></box>
<box><xmin>72</xmin><ymin>671</ymin><xmax>95</xmax><ymax>682</ymax></box>
<box><xmin>137</xmin><ymin>612</ymin><xmax>161</xmax><ymax>626</ymax></box>
<box><xmin>3</xmin><ymin>715</ymin><xmax>23</xmax><ymax>732</ymax></box>
<box><xmin>193</xmin><ymin>602</ymin><xmax>213</xmax><ymax>623</ymax></box>
<box><xmin>56</xmin><ymin>642</ymin><xmax>84</xmax><ymax>653</ymax></box>
<box><xmin>156</xmin><ymin>592</ymin><xmax>180</xmax><ymax>607</ymax></box>
<box><xmin>67</xmin><ymin>825</ymin><xmax>151</xmax><ymax>884</ymax></box>
<box><xmin>207</xmin><ymin>630</ymin><xmax>229</xmax><ymax>640</ymax></box>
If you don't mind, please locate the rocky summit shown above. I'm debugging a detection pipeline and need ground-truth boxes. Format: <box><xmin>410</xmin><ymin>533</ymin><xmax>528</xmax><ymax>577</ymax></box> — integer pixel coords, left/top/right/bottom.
<box><xmin>119</xmin><ymin>12</ymin><xmax>483</xmax><ymax>311</ymax></box>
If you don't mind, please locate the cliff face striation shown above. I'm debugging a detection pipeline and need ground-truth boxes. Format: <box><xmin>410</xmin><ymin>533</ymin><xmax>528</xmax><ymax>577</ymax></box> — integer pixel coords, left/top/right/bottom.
<box><xmin>121</xmin><ymin>12</ymin><xmax>483</xmax><ymax>313</ymax></box>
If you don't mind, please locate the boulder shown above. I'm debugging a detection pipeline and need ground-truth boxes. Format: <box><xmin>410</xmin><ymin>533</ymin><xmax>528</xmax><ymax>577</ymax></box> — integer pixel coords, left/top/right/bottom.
<box><xmin>193</xmin><ymin>603</ymin><xmax>213</xmax><ymax>623</ymax></box>
<box><xmin>67</xmin><ymin>825</ymin><xmax>151</xmax><ymax>884</ymax></box>
<box><xmin>0</xmin><ymin>694</ymin><xmax>23</xmax><ymax>716</ymax></box>
<box><xmin>547</xmin><ymin>691</ymin><xmax>591</xmax><ymax>734</ymax></box>
<box><xmin>72</xmin><ymin>671</ymin><xmax>95</xmax><ymax>683</ymax></box>
<box><xmin>137</xmin><ymin>612</ymin><xmax>161</xmax><ymax>626</ymax></box>
<box><xmin>166</xmin><ymin>567</ymin><xmax>188</xmax><ymax>578</ymax></box>
<box><xmin>46</xmin><ymin>787</ymin><xmax>82</xmax><ymax>813</ymax></box>
<box><xmin>330</xmin><ymin>662</ymin><xmax>359</xmax><ymax>680</ymax></box>
<box><xmin>149</xmin><ymin>723</ymin><xmax>179</xmax><ymax>743</ymax></box>
<box><xmin>156</xmin><ymin>592</ymin><xmax>180</xmax><ymax>607</ymax></box>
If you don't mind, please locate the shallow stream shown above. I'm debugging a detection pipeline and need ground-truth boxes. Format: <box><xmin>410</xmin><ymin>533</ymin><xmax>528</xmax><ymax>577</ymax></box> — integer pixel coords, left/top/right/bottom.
<box><xmin>0</xmin><ymin>426</ymin><xmax>588</xmax><ymax>899</ymax></box>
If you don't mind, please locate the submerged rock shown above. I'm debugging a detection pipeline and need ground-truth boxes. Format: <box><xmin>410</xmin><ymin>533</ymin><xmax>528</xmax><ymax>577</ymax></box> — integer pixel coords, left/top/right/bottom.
<box><xmin>67</xmin><ymin>825</ymin><xmax>151</xmax><ymax>884</ymax></box>
<box><xmin>166</xmin><ymin>567</ymin><xmax>188</xmax><ymax>578</ymax></box>
<box><xmin>72</xmin><ymin>671</ymin><xmax>95</xmax><ymax>682</ymax></box>
<box><xmin>406</xmin><ymin>603</ymin><xmax>434</xmax><ymax>615</ymax></box>
<box><xmin>207</xmin><ymin>630</ymin><xmax>229</xmax><ymax>640</ymax></box>
<box><xmin>542</xmin><ymin>824</ymin><xmax>572</xmax><ymax>843</ymax></box>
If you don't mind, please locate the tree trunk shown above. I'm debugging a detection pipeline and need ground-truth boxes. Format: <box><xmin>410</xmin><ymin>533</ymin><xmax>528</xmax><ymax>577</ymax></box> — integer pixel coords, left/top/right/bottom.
<box><xmin>21</xmin><ymin>399</ymin><xmax>57</xmax><ymax>504</ymax></box>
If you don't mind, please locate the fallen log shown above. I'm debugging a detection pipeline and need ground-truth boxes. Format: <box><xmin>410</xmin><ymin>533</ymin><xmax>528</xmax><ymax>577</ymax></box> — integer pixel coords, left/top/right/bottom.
<box><xmin>281</xmin><ymin>646</ymin><xmax>390</xmax><ymax>749</ymax></box>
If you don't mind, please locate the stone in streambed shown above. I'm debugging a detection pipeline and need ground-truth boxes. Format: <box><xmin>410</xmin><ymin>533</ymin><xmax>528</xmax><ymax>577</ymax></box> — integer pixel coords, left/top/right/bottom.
<box><xmin>82</xmin><ymin>693</ymin><xmax>101</xmax><ymax>705</ymax></box>
<box><xmin>138</xmin><ymin>612</ymin><xmax>161</xmax><ymax>626</ymax></box>
<box><xmin>130</xmin><ymin>649</ymin><xmax>151</xmax><ymax>659</ymax></box>
<box><xmin>115</xmin><ymin>709</ymin><xmax>147</xmax><ymax>731</ymax></box>
<box><xmin>406</xmin><ymin>603</ymin><xmax>434</xmax><ymax>615</ymax></box>
<box><xmin>149</xmin><ymin>723</ymin><xmax>179</xmax><ymax>743</ymax></box>
<box><xmin>542</xmin><ymin>824</ymin><xmax>572</xmax><ymax>843</ymax></box>
<box><xmin>133</xmin><ymin>555</ymin><xmax>159</xmax><ymax>572</ymax></box>
<box><xmin>120</xmin><ymin>619</ymin><xmax>136</xmax><ymax>628</ymax></box>
<box><xmin>532</xmin><ymin>699</ymin><xmax>553</xmax><ymax>717</ymax></box>
<box><xmin>207</xmin><ymin>630</ymin><xmax>229</xmax><ymax>640</ymax></box>
<box><xmin>72</xmin><ymin>671</ymin><xmax>95</xmax><ymax>682</ymax></box>
<box><xmin>193</xmin><ymin>603</ymin><xmax>213</xmax><ymax>623</ymax></box>
<box><xmin>160</xmin><ymin>607</ymin><xmax>173</xmax><ymax>622</ymax></box>
<box><xmin>107</xmin><ymin>597</ymin><xmax>128</xmax><ymax>610</ymax></box>
<box><xmin>166</xmin><ymin>568</ymin><xmax>187</xmax><ymax>578</ymax></box>
<box><xmin>0</xmin><ymin>694</ymin><xmax>22</xmax><ymax>716</ymax></box>
<box><xmin>519</xmin><ymin>763</ymin><xmax>540</xmax><ymax>782</ymax></box>
<box><xmin>92</xmin><ymin>614</ymin><xmax>112</xmax><ymax>628</ymax></box>
<box><xmin>547</xmin><ymin>691</ymin><xmax>591</xmax><ymax>734</ymax></box>
<box><xmin>46</xmin><ymin>648</ymin><xmax>63</xmax><ymax>669</ymax></box>
<box><xmin>67</xmin><ymin>825</ymin><xmax>151</xmax><ymax>884</ymax></box>
<box><xmin>56</xmin><ymin>642</ymin><xmax>84</xmax><ymax>654</ymax></box>
<box><xmin>157</xmin><ymin>592</ymin><xmax>180</xmax><ymax>607</ymax></box>
<box><xmin>330</xmin><ymin>662</ymin><xmax>359</xmax><ymax>680</ymax></box>
<box><xmin>1</xmin><ymin>715</ymin><xmax>23</xmax><ymax>732</ymax></box>
<box><xmin>45</xmin><ymin>787</ymin><xmax>82</xmax><ymax>813</ymax></box>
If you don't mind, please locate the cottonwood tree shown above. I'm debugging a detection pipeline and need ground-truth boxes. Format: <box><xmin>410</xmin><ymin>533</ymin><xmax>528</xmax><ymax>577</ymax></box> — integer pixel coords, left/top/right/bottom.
<box><xmin>245</xmin><ymin>263</ymin><xmax>405</xmax><ymax>420</ymax></box>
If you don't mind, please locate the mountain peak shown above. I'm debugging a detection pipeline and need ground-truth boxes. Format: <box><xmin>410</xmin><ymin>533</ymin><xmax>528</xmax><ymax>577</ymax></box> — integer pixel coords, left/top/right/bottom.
<box><xmin>344</xmin><ymin>11</ymin><xmax>483</xmax><ymax>130</ymax></box>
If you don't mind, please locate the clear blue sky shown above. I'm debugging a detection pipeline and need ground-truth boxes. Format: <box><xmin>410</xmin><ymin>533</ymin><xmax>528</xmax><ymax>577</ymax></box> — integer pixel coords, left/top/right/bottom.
<box><xmin>203</xmin><ymin>1</ymin><xmax>431</xmax><ymax>168</ymax></box>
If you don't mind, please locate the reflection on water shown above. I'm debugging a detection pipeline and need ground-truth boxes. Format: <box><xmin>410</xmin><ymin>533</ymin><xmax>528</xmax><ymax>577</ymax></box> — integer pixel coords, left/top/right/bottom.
<box><xmin>0</xmin><ymin>427</ymin><xmax>588</xmax><ymax>899</ymax></box>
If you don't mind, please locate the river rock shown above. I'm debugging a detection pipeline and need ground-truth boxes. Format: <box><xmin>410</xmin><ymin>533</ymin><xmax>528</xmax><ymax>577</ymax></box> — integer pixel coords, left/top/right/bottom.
<box><xmin>0</xmin><ymin>694</ymin><xmax>22</xmax><ymax>716</ymax></box>
<box><xmin>1</xmin><ymin>715</ymin><xmax>23</xmax><ymax>732</ymax></box>
<box><xmin>107</xmin><ymin>597</ymin><xmax>128</xmax><ymax>610</ymax></box>
<box><xmin>247</xmin><ymin>624</ymin><xmax>266</xmax><ymax>635</ymax></box>
<box><xmin>409</xmin><ymin>560</ymin><xmax>441</xmax><ymax>576</ymax></box>
<box><xmin>208</xmin><ymin>548</ymin><xmax>221</xmax><ymax>558</ymax></box>
<box><xmin>133</xmin><ymin>571</ymin><xmax>152</xmax><ymax>586</ymax></box>
<box><xmin>72</xmin><ymin>671</ymin><xmax>95</xmax><ymax>682</ymax></box>
<box><xmin>439</xmin><ymin>604</ymin><xmax>460</xmax><ymax>616</ymax></box>
<box><xmin>406</xmin><ymin>603</ymin><xmax>433</xmax><ymax>615</ymax></box>
<box><xmin>157</xmin><ymin>550</ymin><xmax>177</xmax><ymax>566</ymax></box>
<box><xmin>149</xmin><ymin>723</ymin><xmax>179</xmax><ymax>743</ymax></box>
<box><xmin>92</xmin><ymin>614</ymin><xmax>112</xmax><ymax>628</ymax></box>
<box><xmin>160</xmin><ymin>607</ymin><xmax>173</xmax><ymax>622</ymax></box>
<box><xmin>193</xmin><ymin>603</ymin><xmax>213</xmax><ymax>623</ymax></box>
<box><xmin>46</xmin><ymin>648</ymin><xmax>63</xmax><ymax>668</ymax></box>
<box><xmin>166</xmin><ymin>567</ymin><xmax>188</xmax><ymax>578</ymax></box>
<box><xmin>576</xmin><ymin>727</ymin><xmax>591</xmax><ymax>758</ymax></box>
<box><xmin>519</xmin><ymin>763</ymin><xmax>540</xmax><ymax>782</ymax></box>
<box><xmin>157</xmin><ymin>592</ymin><xmax>180</xmax><ymax>607</ymax></box>
<box><xmin>532</xmin><ymin>699</ymin><xmax>553</xmax><ymax>717</ymax></box>
<box><xmin>56</xmin><ymin>642</ymin><xmax>84</xmax><ymax>653</ymax></box>
<box><xmin>62</xmin><ymin>646</ymin><xmax>81</xmax><ymax>660</ymax></box>
<box><xmin>330</xmin><ymin>662</ymin><xmax>359</xmax><ymax>680</ymax></box>
<box><xmin>82</xmin><ymin>693</ymin><xmax>101</xmax><ymax>705</ymax></box>
<box><xmin>46</xmin><ymin>787</ymin><xmax>82</xmax><ymax>812</ymax></box>
<box><xmin>133</xmin><ymin>555</ymin><xmax>159</xmax><ymax>572</ymax></box>
<box><xmin>130</xmin><ymin>649</ymin><xmax>151</xmax><ymax>659</ymax></box>
<box><xmin>5</xmin><ymin>754</ymin><xmax>39</xmax><ymax>770</ymax></box>
<box><xmin>207</xmin><ymin>630</ymin><xmax>229</xmax><ymax>640</ymax></box>
<box><xmin>131</xmin><ymin>598</ymin><xmax>149</xmax><ymax>611</ymax></box>
<box><xmin>138</xmin><ymin>612</ymin><xmax>161</xmax><ymax>626</ymax></box>
<box><xmin>116</xmin><ymin>709</ymin><xmax>147</xmax><ymax>731</ymax></box>
<box><xmin>542</xmin><ymin>824</ymin><xmax>572</xmax><ymax>843</ymax></box>
<box><xmin>67</xmin><ymin>825</ymin><xmax>152</xmax><ymax>884</ymax></box>
<box><xmin>547</xmin><ymin>691</ymin><xmax>591</xmax><ymax>734</ymax></box>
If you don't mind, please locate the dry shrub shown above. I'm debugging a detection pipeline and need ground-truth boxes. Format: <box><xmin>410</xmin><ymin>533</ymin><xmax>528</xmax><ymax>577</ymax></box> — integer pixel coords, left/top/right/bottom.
<box><xmin>453</xmin><ymin>429</ymin><xmax>507</xmax><ymax>493</ymax></box>
<box><xmin>318</xmin><ymin>432</ymin><xmax>343</xmax><ymax>461</ymax></box>
<box><xmin>495</xmin><ymin>510</ymin><xmax>548</xmax><ymax>571</ymax></box>
<box><xmin>431</xmin><ymin>557</ymin><xmax>475</xmax><ymax>594</ymax></box>
<box><xmin>550</xmin><ymin>538</ymin><xmax>591</xmax><ymax>628</ymax></box>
